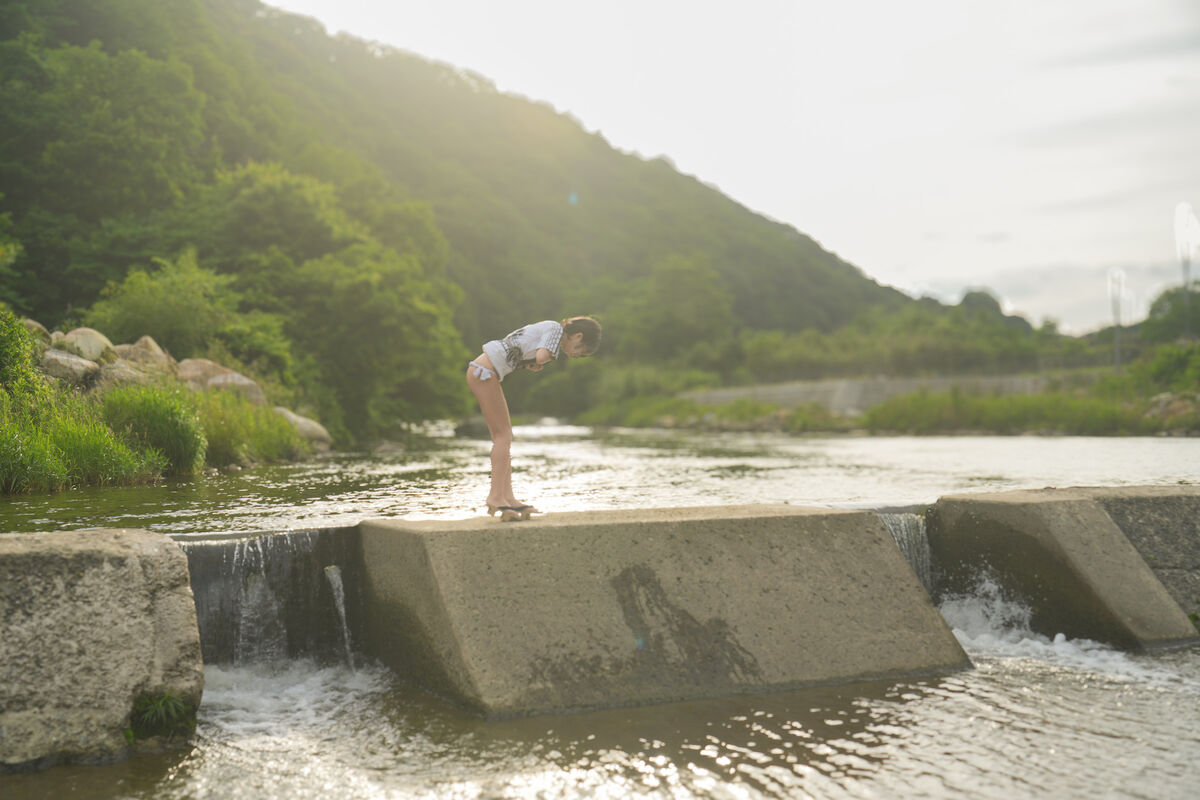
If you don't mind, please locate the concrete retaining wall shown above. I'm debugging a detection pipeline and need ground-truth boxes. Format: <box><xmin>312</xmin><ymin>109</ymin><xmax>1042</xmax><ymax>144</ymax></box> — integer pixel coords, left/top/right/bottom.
<box><xmin>359</xmin><ymin>505</ymin><xmax>969</xmax><ymax>718</ymax></box>
<box><xmin>0</xmin><ymin>529</ymin><xmax>203</xmax><ymax>772</ymax></box>
<box><xmin>927</xmin><ymin>487</ymin><xmax>1200</xmax><ymax>650</ymax></box>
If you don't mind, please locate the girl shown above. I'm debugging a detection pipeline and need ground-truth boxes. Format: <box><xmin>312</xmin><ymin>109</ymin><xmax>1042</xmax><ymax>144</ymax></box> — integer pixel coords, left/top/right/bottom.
<box><xmin>466</xmin><ymin>316</ymin><xmax>602</xmax><ymax>521</ymax></box>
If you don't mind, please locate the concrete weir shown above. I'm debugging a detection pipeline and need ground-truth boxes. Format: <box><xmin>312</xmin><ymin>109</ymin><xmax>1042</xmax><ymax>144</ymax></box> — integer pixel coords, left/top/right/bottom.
<box><xmin>927</xmin><ymin>487</ymin><xmax>1200</xmax><ymax>651</ymax></box>
<box><xmin>359</xmin><ymin>505</ymin><xmax>970</xmax><ymax>717</ymax></box>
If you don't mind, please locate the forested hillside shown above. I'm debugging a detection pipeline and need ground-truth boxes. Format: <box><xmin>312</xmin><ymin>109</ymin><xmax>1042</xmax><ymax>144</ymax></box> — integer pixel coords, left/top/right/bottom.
<box><xmin>5</xmin><ymin>0</ymin><xmax>1161</xmax><ymax>440</ymax></box>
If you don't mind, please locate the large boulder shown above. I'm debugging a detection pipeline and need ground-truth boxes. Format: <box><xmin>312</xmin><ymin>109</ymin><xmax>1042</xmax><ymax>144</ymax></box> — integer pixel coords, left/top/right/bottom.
<box><xmin>113</xmin><ymin>336</ymin><xmax>177</xmax><ymax>378</ymax></box>
<box><xmin>21</xmin><ymin>318</ymin><xmax>50</xmax><ymax>343</ymax></box>
<box><xmin>177</xmin><ymin>358</ymin><xmax>232</xmax><ymax>389</ymax></box>
<box><xmin>41</xmin><ymin>348</ymin><xmax>100</xmax><ymax>387</ymax></box>
<box><xmin>207</xmin><ymin>372</ymin><xmax>267</xmax><ymax>406</ymax></box>
<box><xmin>0</xmin><ymin>529</ymin><xmax>204</xmax><ymax>771</ymax></box>
<box><xmin>275</xmin><ymin>407</ymin><xmax>332</xmax><ymax>451</ymax></box>
<box><xmin>90</xmin><ymin>360</ymin><xmax>157</xmax><ymax>395</ymax></box>
<box><xmin>59</xmin><ymin>328</ymin><xmax>117</xmax><ymax>365</ymax></box>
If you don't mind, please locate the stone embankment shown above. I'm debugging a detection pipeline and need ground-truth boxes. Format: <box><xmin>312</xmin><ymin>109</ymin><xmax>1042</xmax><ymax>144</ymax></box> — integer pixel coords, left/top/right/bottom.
<box><xmin>22</xmin><ymin>320</ymin><xmax>330</xmax><ymax>451</ymax></box>
<box><xmin>0</xmin><ymin>529</ymin><xmax>203</xmax><ymax>772</ymax></box>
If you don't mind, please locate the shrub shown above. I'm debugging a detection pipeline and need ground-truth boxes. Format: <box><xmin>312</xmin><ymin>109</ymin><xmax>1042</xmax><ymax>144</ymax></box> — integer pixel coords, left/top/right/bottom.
<box><xmin>784</xmin><ymin>403</ymin><xmax>844</xmax><ymax>433</ymax></box>
<box><xmin>195</xmin><ymin>390</ymin><xmax>307</xmax><ymax>467</ymax></box>
<box><xmin>713</xmin><ymin>398</ymin><xmax>777</xmax><ymax>423</ymax></box>
<box><xmin>0</xmin><ymin>305</ymin><xmax>50</xmax><ymax>407</ymax></box>
<box><xmin>101</xmin><ymin>384</ymin><xmax>206</xmax><ymax>475</ymax></box>
<box><xmin>84</xmin><ymin>249</ymin><xmax>236</xmax><ymax>358</ymax></box>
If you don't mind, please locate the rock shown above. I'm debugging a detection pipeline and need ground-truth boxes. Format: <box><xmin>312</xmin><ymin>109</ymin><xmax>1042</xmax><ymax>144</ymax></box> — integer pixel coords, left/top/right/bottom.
<box><xmin>372</xmin><ymin>440</ymin><xmax>405</xmax><ymax>457</ymax></box>
<box><xmin>41</xmin><ymin>348</ymin><xmax>100</xmax><ymax>387</ymax></box>
<box><xmin>454</xmin><ymin>415</ymin><xmax>490</xmax><ymax>438</ymax></box>
<box><xmin>208</xmin><ymin>372</ymin><xmax>267</xmax><ymax>406</ymax></box>
<box><xmin>21</xmin><ymin>318</ymin><xmax>50</xmax><ymax>344</ymax></box>
<box><xmin>50</xmin><ymin>331</ymin><xmax>65</xmax><ymax>346</ymax></box>
<box><xmin>178</xmin><ymin>358</ymin><xmax>266</xmax><ymax>404</ymax></box>
<box><xmin>90</xmin><ymin>360</ymin><xmax>157</xmax><ymax>394</ymax></box>
<box><xmin>113</xmin><ymin>336</ymin><xmax>176</xmax><ymax>377</ymax></box>
<box><xmin>276</xmin><ymin>407</ymin><xmax>332</xmax><ymax>451</ymax></box>
<box><xmin>60</xmin><ymin>327</ymin><xmax>117</xmax><ymax>365</ymax></box>
<box><xmin>177</xmin><ymin>358</ymin><xmax>233</xmax><ymax>390</ymax></box>
<box><xmin>0</xmin><ymin>529</ymin><xmax>203</xmax><ymax>771</ymax></box>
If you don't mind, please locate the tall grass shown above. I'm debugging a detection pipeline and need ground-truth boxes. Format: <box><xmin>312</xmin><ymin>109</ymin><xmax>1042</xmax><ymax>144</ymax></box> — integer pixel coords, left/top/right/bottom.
<box><xmin>863</xmin><ymin>390</ymin><xmax>1158</xmax><ymax>435</ymax></box>
<box><xmin>0</xmin><ymin>307</ymin><xmax>162</xmax><ymax>492</ymax></box>
<box><xmin>195</xmin><ymin>390</ymin><xmax>307</xmax><ymax>467</ymax></box>
<box><xmin>48</xmin><ymin>393</ymin><xmax>165</xmax><ymax>485</ymax></box>
<box><xmin>102</xmin><ymin>384</ymin><xmax>206</xmax><ymax>475</ymax></box>
<box><xmin>0</xmin><ymin>393</ymin><xmax>69</xmax><ymax>493</ymax></box>
<box><xmin>0</xmin><ymin>388</ymin><xmax>163</xmax><ymax>493</ymax></box>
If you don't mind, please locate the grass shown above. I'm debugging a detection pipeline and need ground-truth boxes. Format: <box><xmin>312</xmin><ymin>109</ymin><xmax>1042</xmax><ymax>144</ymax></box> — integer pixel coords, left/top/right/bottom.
<box><xmin>102</xmin><ymin>383</ymin><xmax>206</xmax><ymax>476</ymax></box>
<box><xmin>0</xmin><ymin>377</ymin><xmax>163</xmax><ymax>494</ymax></box>
<box><xmin>862</xmin><ymin>390</ymin><xmax>1160</xmax><ymax>435</ymax></box>
<box><xmin>128</xmin><ymin>692</ymin><xmax>196</xmax><ymax>741</ymax></box>
<box><xmin>196</xmin><ymin>390</ymin><xmax>308</xmax><ymax>467</ymax></box>
<box><xmin>0</xmin><ymin>304</ymin><xmax>311</xmax><ymax>494</ymax></box>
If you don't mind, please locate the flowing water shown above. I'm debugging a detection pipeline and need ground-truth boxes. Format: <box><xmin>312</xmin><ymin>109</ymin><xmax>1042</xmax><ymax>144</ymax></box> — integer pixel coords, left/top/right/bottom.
<box><xmin>2</xmin><ymin>427</ymin><xmax>1199</xmax><ymax>798</ymax></box>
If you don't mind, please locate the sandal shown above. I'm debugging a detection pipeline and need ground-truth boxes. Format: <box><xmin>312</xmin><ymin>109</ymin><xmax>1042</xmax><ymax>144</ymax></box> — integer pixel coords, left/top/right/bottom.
<box><xmin>508</xmin><ymin>504</ymin><xmax>537</xmax><ymax>520</ymax></box>
<box><xmin>486</xmin><ymin>504</ymin><xmax>536</xmax><ymax>521</ymax></box>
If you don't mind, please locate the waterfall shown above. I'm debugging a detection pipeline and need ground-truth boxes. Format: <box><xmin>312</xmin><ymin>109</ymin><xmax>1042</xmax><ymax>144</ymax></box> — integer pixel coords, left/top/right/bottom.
<box><xmin>324</xmin><ymin>565</ymin><xmax>355</xmax><ymax>671</ymax></box>
<box><xmin>178</xmin><ymin>527</ymin><xmax>363</xmax><ymax>665</ymax></box>
<box><xmin>878</xmin><ymin>512</ymin><xmax>935</xmax><ymax>595</ymax></box>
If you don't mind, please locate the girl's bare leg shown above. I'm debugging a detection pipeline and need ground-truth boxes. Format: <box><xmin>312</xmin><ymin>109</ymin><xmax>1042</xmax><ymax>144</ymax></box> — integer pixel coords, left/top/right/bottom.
<box><xmin>466</xmin><ymin>364</ymin><xmax>520</xmax><ymax>508</ymax></box>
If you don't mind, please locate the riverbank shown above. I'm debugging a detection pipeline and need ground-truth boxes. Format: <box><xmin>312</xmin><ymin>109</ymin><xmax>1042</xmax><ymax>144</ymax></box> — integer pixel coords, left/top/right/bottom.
<box><xmin>577</xmin><ymin>356</ymin><xmax>1199</xmax><ymax>436</ymax></box>
<box><xmin>0</xmin><ymin>308</ymin><xmax>329</xmax><ymax>494</ymax></box>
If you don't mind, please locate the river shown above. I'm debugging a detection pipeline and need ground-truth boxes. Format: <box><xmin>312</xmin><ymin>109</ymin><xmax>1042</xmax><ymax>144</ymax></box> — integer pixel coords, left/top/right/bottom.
<box><xmin>2</xmin><ymin>427</ymin><xmax>1198</xmax><ymax>799</ymax></box>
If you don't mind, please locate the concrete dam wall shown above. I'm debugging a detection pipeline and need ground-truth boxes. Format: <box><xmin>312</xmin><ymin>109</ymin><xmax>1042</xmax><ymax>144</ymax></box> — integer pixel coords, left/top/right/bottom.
<box><xmin>5</xmin><ymin>485</ymin><xmax>1197</xmax><ymax>769</ymax></box>
<box><xmin>359</xmin><ymin>506</ymin><xmax>970</xmax><ymax>717</ymax></box>
<box><xmin>927</xmin><ymin>486</ymin><xmax>1200</xmax><ymax>650</ymax></box>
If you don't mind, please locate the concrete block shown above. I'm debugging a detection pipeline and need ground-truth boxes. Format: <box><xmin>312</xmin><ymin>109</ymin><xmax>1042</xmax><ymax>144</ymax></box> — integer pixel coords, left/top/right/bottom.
<box><xmin>927</xmin><ymin>488</ymin><xmax>1199</xmax><ymax>650</ymax></box>
<box><xmin>360</xmin><ymin>505</ymin><xmax>969</xmax><ymax>717</ymax></box>
<box><xmin>0</xmin><ymin>529</ymin><xmax>203</xmax><ymax>771</ymax></box>
<box><xmin>1082</xmin><ymin>485</ymin><xmax>1200</xmax><ymax>628</ymax></box>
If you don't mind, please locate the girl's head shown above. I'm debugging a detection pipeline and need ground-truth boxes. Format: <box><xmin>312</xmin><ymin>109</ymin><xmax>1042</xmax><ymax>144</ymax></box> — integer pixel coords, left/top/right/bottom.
<box><xmin>560</xmin><ymin>316</ymin><xmax>602</xmax><ymax>357</ymax></box>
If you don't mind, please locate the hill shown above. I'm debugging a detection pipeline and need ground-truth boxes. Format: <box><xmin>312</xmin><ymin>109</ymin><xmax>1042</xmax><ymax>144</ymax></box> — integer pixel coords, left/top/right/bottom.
<box><xmin>1</xmin><ymin>0</ymin><xmax>906</xmax><ymax>341</ymax></box>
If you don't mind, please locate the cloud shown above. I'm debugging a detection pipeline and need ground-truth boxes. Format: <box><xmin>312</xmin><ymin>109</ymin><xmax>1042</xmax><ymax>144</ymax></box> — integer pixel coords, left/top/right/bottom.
<box><xmin>1041</xmin><ymin>30</ymin><xmax>1200</xmax><ymax>68</ymax></box>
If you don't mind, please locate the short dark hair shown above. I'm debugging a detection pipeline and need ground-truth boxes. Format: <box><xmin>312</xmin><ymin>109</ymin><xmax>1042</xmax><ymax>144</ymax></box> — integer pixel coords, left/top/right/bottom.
<box><xmin>562</xmin><ymin>316</ymin><xmax>602</xmax><ymax>354</ymax></box>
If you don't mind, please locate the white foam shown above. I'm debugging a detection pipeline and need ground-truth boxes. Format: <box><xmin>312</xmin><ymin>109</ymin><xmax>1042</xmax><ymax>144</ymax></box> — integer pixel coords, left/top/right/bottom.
<box><xmin>201</xmin><ymin>661</ymin><xmax>390</xmax><ymax>739</ymax></box>
<box><xmin>938</xmin><ymin>574</ymin><xmax>1176</xmax><ymax>685</ymax></box>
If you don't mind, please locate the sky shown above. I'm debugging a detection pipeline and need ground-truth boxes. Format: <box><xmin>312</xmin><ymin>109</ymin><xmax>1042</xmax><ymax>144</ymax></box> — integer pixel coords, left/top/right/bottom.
<box><xmin>269</xmin><ymin>0</ymin><xmax>1200</xmax><ymax>333</ymax></box>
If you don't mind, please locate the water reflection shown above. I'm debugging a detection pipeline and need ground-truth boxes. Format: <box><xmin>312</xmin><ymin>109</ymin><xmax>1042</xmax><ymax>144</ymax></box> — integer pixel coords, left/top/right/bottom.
<box><xmin>1</xmin><ymin>428</ymin><xmax>1195</xmax><ymax>536</ymax></box>
<box><xmin>16</xmin><ymin>652</ymin><xmax>1196</xmax><ymax>800</ymax></box>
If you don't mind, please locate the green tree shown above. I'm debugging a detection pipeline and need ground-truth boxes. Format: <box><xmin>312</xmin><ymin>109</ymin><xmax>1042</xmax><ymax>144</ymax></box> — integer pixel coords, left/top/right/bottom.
<box><xmin>287</xmin><ymin>243</ymin><xmax>468</xmax><ymax>438</ymax></box>
<box><xmin>612</xmin><ymin>255</ymin><xmax>737</xmax><ymax>367</ymax></box>
<box><xmin>84</xmin><ymin>249</ymin><xmax>236</xmax><ymax>357</ymax></box>
<box><xmin>1139</xmin><ymin>286</ymin><xmax>1200</xmax><ymax>344</ymax></box>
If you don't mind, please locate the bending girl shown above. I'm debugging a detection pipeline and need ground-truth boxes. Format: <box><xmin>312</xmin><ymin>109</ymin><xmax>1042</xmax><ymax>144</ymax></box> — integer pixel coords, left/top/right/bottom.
<box><xmin>466</xmin><ymin>316</ymin><xmax>602</xmax><ymax>521</ymax></box>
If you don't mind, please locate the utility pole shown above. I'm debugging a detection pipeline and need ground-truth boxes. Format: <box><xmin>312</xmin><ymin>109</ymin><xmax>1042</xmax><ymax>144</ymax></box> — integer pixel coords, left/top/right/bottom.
<box><xmin>1108</xmin><ymin>268</ymin><xmax>1124</xmax><ymax>369</ymax></box>
<box><xmin>1176</xmin><ymin>202</ymin><xmax>1199</xmax><ymax>339</ymax></box>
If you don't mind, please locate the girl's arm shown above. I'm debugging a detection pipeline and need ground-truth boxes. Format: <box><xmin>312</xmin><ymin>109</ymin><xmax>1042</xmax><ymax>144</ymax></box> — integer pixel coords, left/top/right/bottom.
<box><xmin>526</xmin><ymin>347</ymin><xmax>555</xmax><ymax>371</ymax></box>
